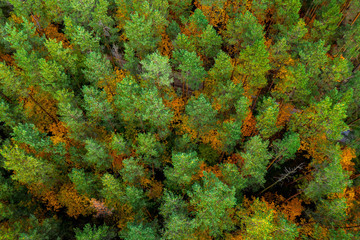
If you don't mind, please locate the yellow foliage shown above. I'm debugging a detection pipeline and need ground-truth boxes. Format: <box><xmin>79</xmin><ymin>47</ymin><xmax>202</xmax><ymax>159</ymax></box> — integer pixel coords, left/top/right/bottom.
<box><xmin>115</xmin><ymin>2</ymin><xmax>129</xmax><ymax>31</ymax></box>
<box><xmin>10</xmin><ymin>13</ymin><xmax>23</xmax><ymax>24</ymax></box>
<box><xmin>110</xmin><ymin>151</ymin><xmax>126</xmax><ymax>171</ymax></box>
<box><xmin>146</xmin><ymin>179</ymin><xmax>164</xmax><ymax>200</ymax></box>
<box><xmin>340</xmin><ymin>147</ymin><xmax>356</xmax><ymax>172</ymax></box>
<box><xmin>19</xmin><ymin>86</ymin><xmax>58</xmax><ymax>133</ymax></box>
<box><xmin>201</xmin><ymin>130</ymin><xmax>223</xmax><ymax>151</ymax></box>
<box><xmin>0</xmin><ymin>54</ymin><xmax>15</xmax><ymax>66</ymax></box>
<box><xmin>43</xmin><ymin>24</ymin><xmax>72</xmax><ymax>49</ymax></box>
<box><xmin>41</xmin><ymin>190</ymin><xmax>63</xmax><ymax>212</ymax></box>
<box><xmin>241</xmin><ymin>110</ymin><xmax>257</xmax><ymax>137</ymax></box>
<box><xmin>158</xmin><ymin>33</ymin><xmax>173</xmax><ymax>57</ymax></box>
<box><xmin>98</xmin><ymin>68</ymin><xmax>127</xmax><ymax>103</ymax></box>
<box><xmin>57</xmin><ymin>184</ymin><xmax>92</xmax><ymax>219</ymax></box>
<box><xmin>299</xmin><ymin>134</ymin><xmax>329</xmax><ymax>163</ymax></box>
<box><xmin>116</xmin><ymin>203</ymin><xmax>134</xmax><ymax>230</ymax></box>
<box><xmin>281</xmin><ymin>197</ymin><xmax>303</xmax><ymax>222</ymax></box>
<box><xmin>196</xmin><ymin>1</ymin><xmax>229</xmax><ymax>32</ymax></box>
<box><xmin>276</xmin><ymin>103</ymin><xmax>294</xmax><ymax>127</ymax></box>
<box><xmin>49</xmin><ymin>121</ymin><xmax>68</xmax><ymax>145</ymax></box>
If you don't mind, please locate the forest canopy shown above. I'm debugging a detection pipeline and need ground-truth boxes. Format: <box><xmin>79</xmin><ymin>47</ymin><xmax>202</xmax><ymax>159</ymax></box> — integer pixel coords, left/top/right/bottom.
<box><xmin>0</xmin><ymin>0</ymin><xmax>360</xmax><ymax>239</ymax></box>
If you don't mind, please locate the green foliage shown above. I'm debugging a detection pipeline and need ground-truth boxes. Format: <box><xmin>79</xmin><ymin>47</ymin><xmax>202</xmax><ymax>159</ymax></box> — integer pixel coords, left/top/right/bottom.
<box><xmin>197</xmin><ymin>25</ymin><xmax>222</xmax><ymax>58</ymax></box>
<box><xmin>124</xmin><ymin>0</ymin><xmax>168</xmax><ymax>58</ymax></box>
<box><xmin>11</xmin><ymin>123</ymin><xmax>52</xmax><ymax>153</ymax></box>
<box><xmin>82</xmin><ymin>86</ymin><xmax>114</xmax><ymax>125</ymax></box>
<box><xmin>134</xmin><ymin>133</ymin><xmax>164</xmax><ymax>167</ymax></box>
<box><xmin>242</xmin><ymin>199</ymin><xmax>300</xmax><ymax>240</ymax></box>
<box><xmin>185</xmin><ymin>94</ymin><xmax>217</xmax><ymax>135</ymax></box>
<box><xmin>100</xmin><ymin>173</ymin><xmax>125</xmax><ymax>206</ymax></box>
<box><xmin>304</xmin><ymin>149</ymin><xmax>351</xmax><ymax>200</ymax></box>
<box><xmin>0</xmin><ymin>144</ymin><xmax>59</xmax><ymax>187</ymax></box>
<box><xmin>271</xmin><ymin>132</ymin><xmax>300</xmax><ymax>164</ymax></box>
<box><xmin>241</xmin><ymin>199</ymin><xmax>275</xmax><ymax>240</ymax></box>
<box><xmin>188</xmin><ymin>171</ymin><xmax>236</xmax><ymax>237</ymax></box>
<box><xmin>208</xmin><ymin>51</ymin><xmax>234</xmax><ymax>82</ymax></box>
<box><xmin>114</xmin><ymin>76</ymin><xmax>173</xmax><ymax>137</ymax></box>
<box><xmin>173</xmin><ymin>33</ymin><xmax>196</xmax><ymax>53</ymax></box>
<box><xmin>172</xmin><ymin>49</ymin><xmax>207</xmax><ymax>90</ymax></box>
<box><xmin>141</xmin><ymin>52</ymin><xmax>173</xmax><ymax>87</ymax></box>
<box><xmin>64</xmin><ymin>17</ymin><xmax>100</xmax><ymax>53</ymax></box>
<box><xmin>55</xmin><ymin>89</ymin><xmax>88</xmax><ymax>141</ymax></box>
<box><xmin>290</xmin><ymin>96</ymin><xmax>349</xmax><ymax>141</ymax></box>
<box><xmin>68</xmin><ymin>168</ymin><xmax>99</xmax><ymax>198</ymax></box>
<box><xmin>218</xmin><ymin>119</ymin><xmax>242</xmax><ymax>153</ymax></box>
<box><xmin>124</xmin><ymin>186</ymin><xmax>148</xmax><ymax>212</ymax></box>
<box><xmin>220</xmin><ymin>163</ymin><xmax>248</xmax><ymax>196</ymax></box>
<box><xmin>120</xmin><ymin>221</ymin><xmax>159</xmax><ymax>240</ymax></box>
<box><xmin>84</xmin><ymin>139</ymin><xmax>111</xmax><ymax>171</ymax></box>
<box><xmin>1</xmin><ymin>1</ymin><xmax>359</xmax><ymax>238</ymax></box>
<box><xmin>82</xmin><ymin>51</ymin><xmax>112</xmax><ymax>85</ymax></box>
<box><xmin>120</xmin><ymin>157</ymin><xmax>146</xmax><ymax>185</ymax></box>
<box><xmin>241</xmin><ymin>135</ymin><xmax>272</xmax><ymax>188</ymax></box>
<box><xmin>164</xmin><ymin>152</ymin><xmax>202</xmax><ymax>190</ymax></box>
<box><xmin>160</xmin><ymin>190</ymin><xmax>194</xmax><ymax>239</ymax></box>
<box><xmin>18</xmin><ymin>215</ymin><xmax>63</xmax><ymax>240</ymax></box>
<box><xmin>237</xmin><ymin>40</ymin><xmax>270</xmax><ymax>92</ymax></box>
<box><xmin>110</xmin><ymin>133</ymin><xmax>130</xmax><ymax>155</ymax></box>
<box><xmin>256</xmin><ymin>97</ymin><xmax>280</xmax><ymax>139</ymax></box>
<box><xmin>313</xmin><ymin>198</ymin><xmax>347</xmax><ymax>225</ymax></box>
<box><xmin>44</xmin><ymin>38</ymin><xmax>78</xmax><ymax>75</ymax></box>
<box><xmin>213</xmin><ymin>80</ymin><xmax>244</xmax><ymax>112</ymax></box>
<box><xmin>74</xmin><ymin>224</ymin><xmax>117</xmax><ymax>240</ymax></box>
<box><xmin>225</xmin><ymin>11</ymin><xmax>264</xmax><ymax>50</ymax></box>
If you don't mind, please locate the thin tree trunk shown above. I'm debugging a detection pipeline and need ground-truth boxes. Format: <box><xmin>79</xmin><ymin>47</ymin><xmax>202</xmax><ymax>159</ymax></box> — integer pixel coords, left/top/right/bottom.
<box><xmin>283</xmin><ymin>190</ymin><xmax>303</xmax><ymax>203</ymax></box>
<box><xmin>28</xmin><ymin>93</ymin><xmax>58</xmax><ymax>123</ymax></box>
<box><xmin>351</xmin><ymin>12</ymin><xmax>360</xmax><ymax>25</ymax></box>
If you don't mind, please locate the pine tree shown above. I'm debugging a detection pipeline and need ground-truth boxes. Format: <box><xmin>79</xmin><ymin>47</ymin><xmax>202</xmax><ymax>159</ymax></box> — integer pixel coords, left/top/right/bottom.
<box><xmin>188</xmin><ymin>171</ymin><xmax>236</xmax><ymax>237</ymax></box>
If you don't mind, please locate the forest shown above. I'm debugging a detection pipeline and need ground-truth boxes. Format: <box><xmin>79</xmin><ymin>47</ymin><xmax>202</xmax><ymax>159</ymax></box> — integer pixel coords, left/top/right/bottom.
<box><xmin>0</xmin><ymin>0</ymin><xmax>359</xmax><ymax>239</ymax></box>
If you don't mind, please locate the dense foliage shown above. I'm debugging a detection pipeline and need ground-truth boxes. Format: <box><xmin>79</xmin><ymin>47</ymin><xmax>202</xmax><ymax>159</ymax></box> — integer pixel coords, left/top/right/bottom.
<box><xmin>0</xmin><ymin>0</ymin><xmax>360</xmax><ymax>239</ymax></box>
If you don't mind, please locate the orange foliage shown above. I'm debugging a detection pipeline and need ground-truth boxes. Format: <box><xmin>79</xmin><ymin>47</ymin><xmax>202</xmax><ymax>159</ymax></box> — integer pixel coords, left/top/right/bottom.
<box><xmin>241</xmin><ymin>110</ymin><xmax>257</xmax><ymax>137</ymax></box>
<box><xmin>19</xmin><ymin>86</ymin><xmax>58</xmax><ymax>133</ymax></box>
<box><xmin>340</xmin><ymin>147</ymin><xmax>356</xmax><ymax>172</ymax></box>
<box><xmin>116</xmin><ymin>6</ymin><xmax>129</xmax><ymax>31</ymax></box>
<box><xmin>110</xmin><ymin>151</ymin><xmax>127</xmax><ymax>171</ymax></box>
<box><xmin>158</xmin><ymin>33</ymin><xmax>174</xmax><ymax>57</ymax></box>
<box><xmin>196</xmin><ymin>1</ymin><xmax>229</xmax><ymax>32</ymax></box>
<box><xmin>224</xmin><ymin>153</ymin><xmax>243</xmax><ymax>165</ymax></box>
<box><xmin>263</xmin><ymin>193</ymin><xmax>303</xmax><ymax>222</ymax></box>
<box><xmin>10</xmin><ymin>13</ymin><xmax>23</xmax><ymax>24</ymax></box>
<box><xmin>43</xmin><ymin>24</ymin><xmax>72</xmax><ymax>49</ymax></box>
<box><xmin>276</xmin><ymin>103</ymin><xmax>294</xmax><ymax>127</ymax></box>
<box><xmin>281</xmin><ymin>197</ymin><xmax>303</xmax><ymax>222</ymax></box>
<box><xmin>41</xmin><ymin>190</ymin><xmax>63</xmax><ymax>212</ymax></box>
<box><xmin>201</xmin><ymin>130</ymin><xmax>223</xmax><ymax>151</ymax></box>
<box><xmin>0</xmin><ymin>54</ymin><xmax>15</xmax><ymax>66</ymax></box>
<box><xmin>164</xmin><ymin>95</ymin><xmax>186</xmax><ymax>129</ymax></box>
<box><xmin>146</xmin><ymin>179</ymin><xmax>164</xmax><ymax>200</ymax></box>
<box><xmin>57</xmin><ymin>184</ymin><xmax>92</xmax><ymax>219</ymax></box>
<box><xmin>26</xmin><ymin>183</ymin><xmax>63</xmax><ymax>212</ymax></box>
<box><xmin>181</xmin><ymin>10</ymin><xmax>205</xmax><ymax>37</ymax></box>
<box><xmin>115</xmin><ymin>203</ymin><xmax>135</xmax><ymax>230</ymax></box>
<box><xmin>227</xmin><ymin>231</ymin><xmax>244</xmax><ymax>240</ymax></box>
<box><xmin>212</xmin><ymin>98</ymin><xmax>222</xmax><ymax>111</ymax></box>
<box><xmin>49</xmin><ymin>121</ymin><xmax>68</xmax><ymax>145</ymax></box>
<box><xmin>198</xmin><ymin>162</ymin><xmax>222</xmax><ymax>179</ymax></box>
<box><xmin>29</xmin><ymin>15</ymin><xmax>71</xmax><ymax>49</ymax></box>
<box><xmin>299</xmin><ymin>134</ymin><xmax>329</xmax><ymax>163</ymax></box>
<box><xmin>98</xmin><ymin>68</ymin><xmax>127</xmax><ymax>103</ymax></box>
